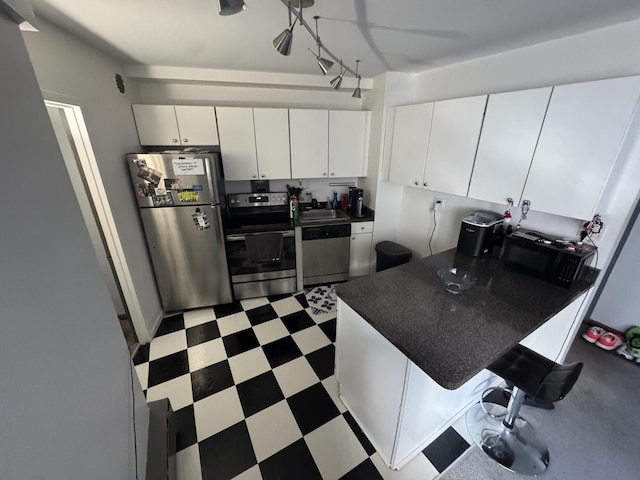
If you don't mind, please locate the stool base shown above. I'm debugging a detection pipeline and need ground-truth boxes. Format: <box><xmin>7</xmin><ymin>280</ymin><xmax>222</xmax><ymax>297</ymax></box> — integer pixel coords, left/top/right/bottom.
<box><xmin>466</xmin><ymin>402</ymin><xmax>549</xmax><ymax>476</ymax></box>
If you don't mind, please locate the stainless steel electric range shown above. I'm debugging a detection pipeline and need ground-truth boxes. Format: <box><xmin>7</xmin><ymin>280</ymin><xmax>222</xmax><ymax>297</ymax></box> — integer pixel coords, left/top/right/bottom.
<box><xmin>225</xmin><ymin>192</ymin><xmax>297</xmax><ymax>299</ymax></box>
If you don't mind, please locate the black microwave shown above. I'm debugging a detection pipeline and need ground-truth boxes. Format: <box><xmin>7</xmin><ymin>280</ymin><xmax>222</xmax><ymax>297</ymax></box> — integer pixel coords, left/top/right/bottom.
<box><xmin>500</xmin><ymin>230</ymin><xmax>596</xmax><ymax>287</ymax></box>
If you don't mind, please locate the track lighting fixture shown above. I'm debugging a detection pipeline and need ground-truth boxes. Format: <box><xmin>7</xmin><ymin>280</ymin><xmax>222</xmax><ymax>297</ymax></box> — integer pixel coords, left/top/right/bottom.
<box><xmin>273</xmin><ymin>5</ymin><xmax>301</xmax><ymax>56</ymax></box>
<box><xmin>217</xmin><ymin>0</ymin><xmax>246</xmax><ymax>16</ymax></box>
<box><xmin>308</xmin><ymin>16</ymin><xmax>334</xmax><ymax>75</ymax></box>
<box><xmin>352</xmin><ymin>60</ymin><xmax>362</xmax><ymax>98</ymax></box>
<box><xmin>330</xmin><ymin>61</ymin><xmax>345</xmax><ymax>90</ymax></box>
<box><xmin>219</xmin><ymin>0</ymin><xmax>364</xmax><ymax>98</ymax></box>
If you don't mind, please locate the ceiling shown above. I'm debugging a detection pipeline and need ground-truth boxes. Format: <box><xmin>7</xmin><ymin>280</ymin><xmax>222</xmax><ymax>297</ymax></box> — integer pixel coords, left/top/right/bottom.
<box><xmin>29</xmin><ymin>0</ymin><xmax>640</xmax><ymax>79</ymax></box>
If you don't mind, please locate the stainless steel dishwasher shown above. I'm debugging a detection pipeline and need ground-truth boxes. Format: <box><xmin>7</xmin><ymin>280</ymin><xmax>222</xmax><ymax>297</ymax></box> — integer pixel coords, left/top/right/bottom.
<box><xmin>302</xmin><ymin>223</ymin><xmax>351</xmax><ymax>286</ymax></box>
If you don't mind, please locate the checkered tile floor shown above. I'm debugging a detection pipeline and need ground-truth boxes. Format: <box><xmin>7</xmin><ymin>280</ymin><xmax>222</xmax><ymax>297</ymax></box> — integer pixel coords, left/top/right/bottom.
<box><xmin>133</xmin><ymin>291</ymin><xmax>472</xmax><ymax>480</ymax></box>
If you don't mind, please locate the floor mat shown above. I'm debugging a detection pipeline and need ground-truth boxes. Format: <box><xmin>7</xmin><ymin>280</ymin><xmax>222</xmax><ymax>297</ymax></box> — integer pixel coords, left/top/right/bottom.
<box><xmin>304</xmin><ymin>284</ymin><xmax>338</xmax><ymax>315</ymax></box>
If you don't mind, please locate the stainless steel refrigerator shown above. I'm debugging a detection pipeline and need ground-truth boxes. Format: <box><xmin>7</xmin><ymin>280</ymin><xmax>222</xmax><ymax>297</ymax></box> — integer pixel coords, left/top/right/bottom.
<box><xmin>127</xmin><ymin>153</ymin><xmax>232</xmax><ymax>311</ymax></box>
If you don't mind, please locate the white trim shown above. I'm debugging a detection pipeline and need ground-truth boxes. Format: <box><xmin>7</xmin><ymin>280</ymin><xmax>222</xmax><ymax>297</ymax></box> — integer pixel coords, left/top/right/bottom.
<box><xmin>124</xmin><ymin>64</ymin><xmax>373</xmax><ymax>91</ymax></box>
<box><xmin>44</xmin><ymin>99</ymin><xmax>152</xmax><ymax>343</ymax></box>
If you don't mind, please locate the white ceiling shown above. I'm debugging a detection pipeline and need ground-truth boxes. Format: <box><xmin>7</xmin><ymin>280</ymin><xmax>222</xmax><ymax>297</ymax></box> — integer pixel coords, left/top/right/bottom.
<box><xmin>29</xmin><ymin>0</ymin><xmax>640</xmax><ymax>79</ymax></box>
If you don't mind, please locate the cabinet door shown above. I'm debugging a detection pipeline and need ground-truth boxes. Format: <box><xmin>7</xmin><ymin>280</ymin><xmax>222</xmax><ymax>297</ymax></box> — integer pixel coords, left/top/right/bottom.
<box><xmin>174</xmin><ymin>106</ymin><xmax>219</xmax><ymax>145</ymax></box>
<box><xmin>132</xmin><ymin>105</ymin><xmax>180</xmax><ymax>145</ymax></box>
<box><xmin>468</xmin><ymin>88</ymin><xmax>551</xmax><ymax>205</ymax></box>
<box><xmin>522</xmin><ymin>76</ymin><xmax>640</xmax><ymax>220</ymax></box>
<box><xmin>349</xmin><ymin>231</ymin><xmax>373</xmax><ymax>277</ymax></box>
<box><xmin>520</xmin><ymin>294</ymin><xmax>585</xmax><ymax>361</ymax></box>
<box><xmin>423</xmin><ymin>95</ymin><xmax>487</xmax><ymax>196</ymax></box>
<box><xmin>216</xmin><ymin>107</ymin><xmax>259</xmax><ymax>181</ymax></box>
<box><xmin>290</xmin><ymin>109</ymin><xmax>329</xmax><ymax>178</ymax></box>
<box><xmin>388</xmin><ymin>103</ymin><xmax>433</xmax><ymax>188</ymax></box>
<box><xmin>253</xmin><ymin>108</ymin><xmax>291</xmax><ymax>180</ymax></box>
<box><xmin>329</xmin><ymin>110</ymin><xmax>369</xmax><ymax>177</ymax></box>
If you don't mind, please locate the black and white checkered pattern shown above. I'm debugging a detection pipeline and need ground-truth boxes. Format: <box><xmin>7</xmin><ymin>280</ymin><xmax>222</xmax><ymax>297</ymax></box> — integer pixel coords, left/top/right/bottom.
<box><xmin>133</xmin><ymin>291</ymin><xmax>472</xmax><ymax>480</ymax></box>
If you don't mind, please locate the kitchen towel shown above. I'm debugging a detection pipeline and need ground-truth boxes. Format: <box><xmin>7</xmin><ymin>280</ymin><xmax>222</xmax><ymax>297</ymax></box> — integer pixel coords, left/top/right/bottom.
<box><xmin>304</xmin><ymin>284</ymin><xmax>337</xmax><ymax>315</ymax></box>
<box><xmin>245</xmin><ymin>233</ymin><xmax>283</xmax><ymax>264</ymax></box>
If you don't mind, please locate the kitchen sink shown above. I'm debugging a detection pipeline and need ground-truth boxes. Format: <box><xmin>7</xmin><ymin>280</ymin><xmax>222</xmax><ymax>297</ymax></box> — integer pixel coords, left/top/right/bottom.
<box><xmin>299</xmin><ymin>209</ymin><xmax>350</xmax><ymax>224</ymax></box>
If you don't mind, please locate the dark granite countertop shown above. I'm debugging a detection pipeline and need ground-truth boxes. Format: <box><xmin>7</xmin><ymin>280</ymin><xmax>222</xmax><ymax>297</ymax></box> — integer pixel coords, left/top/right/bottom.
<box><xmin>335</xmin><ymin>249</ymin><xmax>597</xmax><ymax>390</ymax></box>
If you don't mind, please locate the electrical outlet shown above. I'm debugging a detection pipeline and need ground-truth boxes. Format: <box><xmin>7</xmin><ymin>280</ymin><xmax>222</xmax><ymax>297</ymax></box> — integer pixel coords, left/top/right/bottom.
<box><xmin>433</xmin><ymin>198</ymin><xmax>444</xmax><ymax>211</ymax></box>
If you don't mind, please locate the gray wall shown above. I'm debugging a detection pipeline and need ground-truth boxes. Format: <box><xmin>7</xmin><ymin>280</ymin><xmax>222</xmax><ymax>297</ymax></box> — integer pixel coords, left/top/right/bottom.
<box><xmin>0</xmin><ymin>12</ymin><xmax>147</xmax><ymax>480</ymax></box>
<box><xmin>22</xmin><ymin>18</ymin><xmax>163</xmax><ymax>340</ymax></box>
<box><xmin>591</xmin><ymin>207</ymin><xmax>640</xmax><ymax>331</ymax></box>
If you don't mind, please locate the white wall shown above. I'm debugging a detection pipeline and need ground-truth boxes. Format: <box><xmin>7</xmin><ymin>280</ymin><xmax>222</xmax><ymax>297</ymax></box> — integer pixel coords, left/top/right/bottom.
<box><xmin>0</xmin><ymin>11</ymin><xmax>147</xmax><ymax>479</ymax></box>
<box><xmin>22</xmin><ymin>19</ymin><xmax>163</xmax><ymax>339</ymax></box>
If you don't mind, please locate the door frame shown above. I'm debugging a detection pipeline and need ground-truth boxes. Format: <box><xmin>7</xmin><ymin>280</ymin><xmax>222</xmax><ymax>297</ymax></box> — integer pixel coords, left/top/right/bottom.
<box><xmin>45</xmin><ymin>97</ymin><xmax>151</xmax><ymax>343</ymax></box>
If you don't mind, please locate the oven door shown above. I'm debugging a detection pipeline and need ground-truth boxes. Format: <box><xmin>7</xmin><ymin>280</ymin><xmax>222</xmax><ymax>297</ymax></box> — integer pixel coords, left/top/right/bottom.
<box><xmin>225</xmin><ymin>230</ymin><xmax>297</xmax><ymax>298</ymax></box>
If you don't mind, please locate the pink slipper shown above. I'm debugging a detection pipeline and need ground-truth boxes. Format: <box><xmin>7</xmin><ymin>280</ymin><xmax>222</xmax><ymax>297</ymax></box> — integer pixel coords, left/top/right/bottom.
<box><xmin>595</xmin><ymin>332</ymin><xmax>624</xmax><ymax>350</ymax></box>
<box><xmin>582</xmin><ymin>326</ymin><xmax>605</xmax><ymax>343</ymax></box>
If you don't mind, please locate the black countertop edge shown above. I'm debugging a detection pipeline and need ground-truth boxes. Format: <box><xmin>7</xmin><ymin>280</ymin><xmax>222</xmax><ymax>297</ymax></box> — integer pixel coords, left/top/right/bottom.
<box><xmin>335</xmin><ymin>248</ymin><xmax>599</xmax><ymax>390</ymax></box>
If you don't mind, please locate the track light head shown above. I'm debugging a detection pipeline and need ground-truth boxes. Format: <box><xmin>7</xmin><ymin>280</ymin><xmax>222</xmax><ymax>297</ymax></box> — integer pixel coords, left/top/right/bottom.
<box><xmin>274</xmin><ymin>29</ymin><xmax>294</xmax><ymax>55</ymax></box>
<box><xmin>218</xmin><ymin>0</ymin><xmax>246</xmax><ymax>16</ymax></box>
<box><xmin>318</xmin><ymin>57</ymin><xmax>334</xmax><ymax>75</ymax></box>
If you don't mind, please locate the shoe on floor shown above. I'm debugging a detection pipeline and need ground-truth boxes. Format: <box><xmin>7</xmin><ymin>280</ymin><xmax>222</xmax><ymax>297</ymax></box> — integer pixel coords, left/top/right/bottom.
<box><xmin>595</xmin><ymin>332</ymin><xmax>624</xmax><ymax>350</ymax></box>
<box><xmin>582</xmin><ymin>326</ymin><xmax>606</xmax><ymax>343</ymax></box>
<box><xmin>616</xmin><ymin>343</ymin><xmax>635</xmax><ymax>360</ymax></box>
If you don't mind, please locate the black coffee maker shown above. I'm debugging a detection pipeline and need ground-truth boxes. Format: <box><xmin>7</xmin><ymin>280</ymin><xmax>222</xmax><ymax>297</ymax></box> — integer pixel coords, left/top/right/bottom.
<box><xmin>349</xmin><ymin>188</ymin><xmax>364</xmax><ymax>217</ymax></box>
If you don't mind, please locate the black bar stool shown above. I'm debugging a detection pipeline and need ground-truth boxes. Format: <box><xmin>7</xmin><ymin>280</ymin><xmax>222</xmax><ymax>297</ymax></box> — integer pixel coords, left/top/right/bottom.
<box><xmin>466</xmin><ymin>344</ymin><xmax>583</xmax><ymax>476</ymax></box>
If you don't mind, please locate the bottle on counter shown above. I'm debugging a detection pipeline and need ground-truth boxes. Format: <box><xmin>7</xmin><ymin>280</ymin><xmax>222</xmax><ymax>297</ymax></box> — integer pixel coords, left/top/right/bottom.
<box><xmin>292</xmin><ymin>196</ymin><xmax>299</xmax><ymax>221</ymax></box>
<box><xmin>333</xmin><ymin>191</ymin><xmax>338</xmax><ymax>209</ymax></box>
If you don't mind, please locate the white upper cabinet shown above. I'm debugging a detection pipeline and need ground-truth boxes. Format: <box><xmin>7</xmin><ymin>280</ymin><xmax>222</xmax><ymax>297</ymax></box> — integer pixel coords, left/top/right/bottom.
<box><xmin>216</xmin><ymin>107</ymin><xmax>258</xmax><ymax>181</ymax></box>
<box><xmin>132</xmin><ymin>104</ymin><xmax>218</xmax><ymax>146</ymax></box>
<box><xmin>174</xmin><ymin>106</ymin><xmax>219</xmax><ymax>145</ymax></box>
<box><xmin>291</xmin><ymin>109</ymin><xmax>369</xmax><ymax>179</ymax></box>
<box><xmin>522</xmin><ymin>76</ymin><xmax>640</xmax><ymax>220</ymax></box>
<box><xmin>388</xmin><ymin>103</ymin><xmax>434</xmax><ymax>188</ymax></box>
<box><xmin>388</xmin><ymin>96</ymin><xmax>486</xmax><ymax>196</ymax></box>
<box><xmin>290</xmin><ymin>109</ymin><xmax>329</xmax><ymax>178</ymax></box>
<box><xmin>217</xmin><ymin>107</ymin><xmax>292</xmax><ymax>181</ymax></box>
<box><xmin>253</xmin><ymin>108</ymin><xmax>291</xmax><ymax>180</ymax></box>
<box><xmin>424</xmin><ymin>95</ymin><xmax>487</xmax><ymax>196</ymax></box>
<box><xmin>468</xmin><ymin>88</ymin><xmax>552</xmax><ymax>205</ymax></box>
<box><xmin>329</xmin><ymin>110</ymin><xmax>369</xmax><ymax>177</ymax></box>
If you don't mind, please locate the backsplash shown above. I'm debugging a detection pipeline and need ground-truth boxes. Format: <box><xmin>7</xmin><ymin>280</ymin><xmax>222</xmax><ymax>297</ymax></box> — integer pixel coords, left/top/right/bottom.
<box><xmin>225</xmin><ymin>178</ymin><xmax>360</xmax><ymax>205</ymax></box>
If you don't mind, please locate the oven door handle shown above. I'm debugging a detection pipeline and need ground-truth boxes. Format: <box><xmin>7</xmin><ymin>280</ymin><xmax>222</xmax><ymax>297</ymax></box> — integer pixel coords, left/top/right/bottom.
<box><xmin>225</xmin><ymin>231</ymin><xmax>295</xmax><ymax>241</ymax></box>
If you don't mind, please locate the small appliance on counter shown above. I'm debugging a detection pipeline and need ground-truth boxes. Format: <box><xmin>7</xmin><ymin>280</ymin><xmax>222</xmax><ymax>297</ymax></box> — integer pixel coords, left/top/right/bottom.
<box><xmin>349</xmin><ymin>188</ymin><xmax>365</xmax><ymax>217</ymax></box>
<box><xmin>500</xmin><ymin>229</ymin><xmax>596</xmax><ymax>287</ymax></box>
<box><xmin>457</xmin><ymin>211</ymin><xmax>504</xmax><ymax>257</ymax></box>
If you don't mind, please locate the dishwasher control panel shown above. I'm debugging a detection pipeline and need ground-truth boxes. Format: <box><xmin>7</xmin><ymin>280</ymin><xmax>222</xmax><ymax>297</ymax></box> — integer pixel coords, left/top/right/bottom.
<box><xmin>302</xmin><ymin>223</ymin><xmax>351</xmax><ymax>240</ymax></box>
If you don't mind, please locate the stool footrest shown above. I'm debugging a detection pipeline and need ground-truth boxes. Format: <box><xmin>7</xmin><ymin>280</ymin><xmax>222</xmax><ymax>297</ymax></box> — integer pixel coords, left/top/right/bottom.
<box><xmin>466</xmin><ymin>403</ymin><xmax>550</xmax><ymax>476</ymax></box>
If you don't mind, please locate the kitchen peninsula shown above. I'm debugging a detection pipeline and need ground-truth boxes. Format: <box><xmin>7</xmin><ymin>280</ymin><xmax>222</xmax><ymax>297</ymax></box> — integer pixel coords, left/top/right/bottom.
<box><xmin>335</xmin><ymin>249</ymin><xmax>597</xmax><ymax>469</ymax></box>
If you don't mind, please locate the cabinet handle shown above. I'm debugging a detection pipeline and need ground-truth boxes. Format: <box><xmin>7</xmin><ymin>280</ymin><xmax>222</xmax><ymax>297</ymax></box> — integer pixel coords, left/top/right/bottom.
<box><xmin>414</xmin><ymin>181</ymin><xmax>419</xmax><ymax>186</ymax></box>
<box><xmin>183</xmin><ymin>138</ymin><xmax>188</xmax><ymax>143</ymax></box>
<box><xmin>423</xmin><ymin>182</ymin><xmax>429</xmax><ymax>188</ymax></box>
<box><xmin>261</xmin><ymin>174</ymin><xmax>266</xmax><ymax>178</ymax></box>
<box><xmin>331</xmin><ymin>172</ymin><xmax>335</xmax><ymax>176</ymax></box>
<box><xmin>360</xmin><ymin>226</ymin><xmax>365</xmax><ymax>230</ymax></box>
<box><xmin>323</xmin><ymin>172</ymin><xmax>327</xmax><ymax>176</ymax></box>
<box><xmin>172</xmin><ymin>138</ymin><xmax>178</xmax><ymax>143</ymax></box>
<box><xmin>352</xmin><ymin>237</ymin><xmax>355</xmax><ymax>240</ymax></box>
<box><xmin>252</xmin><ymin>174</ymin><xmax>257</xmax><ymax>178</ymax></box>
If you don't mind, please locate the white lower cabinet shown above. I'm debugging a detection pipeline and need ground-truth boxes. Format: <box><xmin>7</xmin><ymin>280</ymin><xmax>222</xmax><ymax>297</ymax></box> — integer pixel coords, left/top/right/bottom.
<box><xmin>519</xmin><ymin>293</ymin><xmax>586</xmax><ymax>361</ymax></box>
<box><xmin>349</xmin><ymin>222</ymin><xmax>374</xmax><ymax>277</ymax></box>
<box><xmin>336</xmin><ymin>300</ymin><xmax>497</xmax><ymax>470</ymax></box>
<box><xmin>336</xmin><ymin>295</ymin><xmax>585</xmax><ymax>469</ymax></box>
